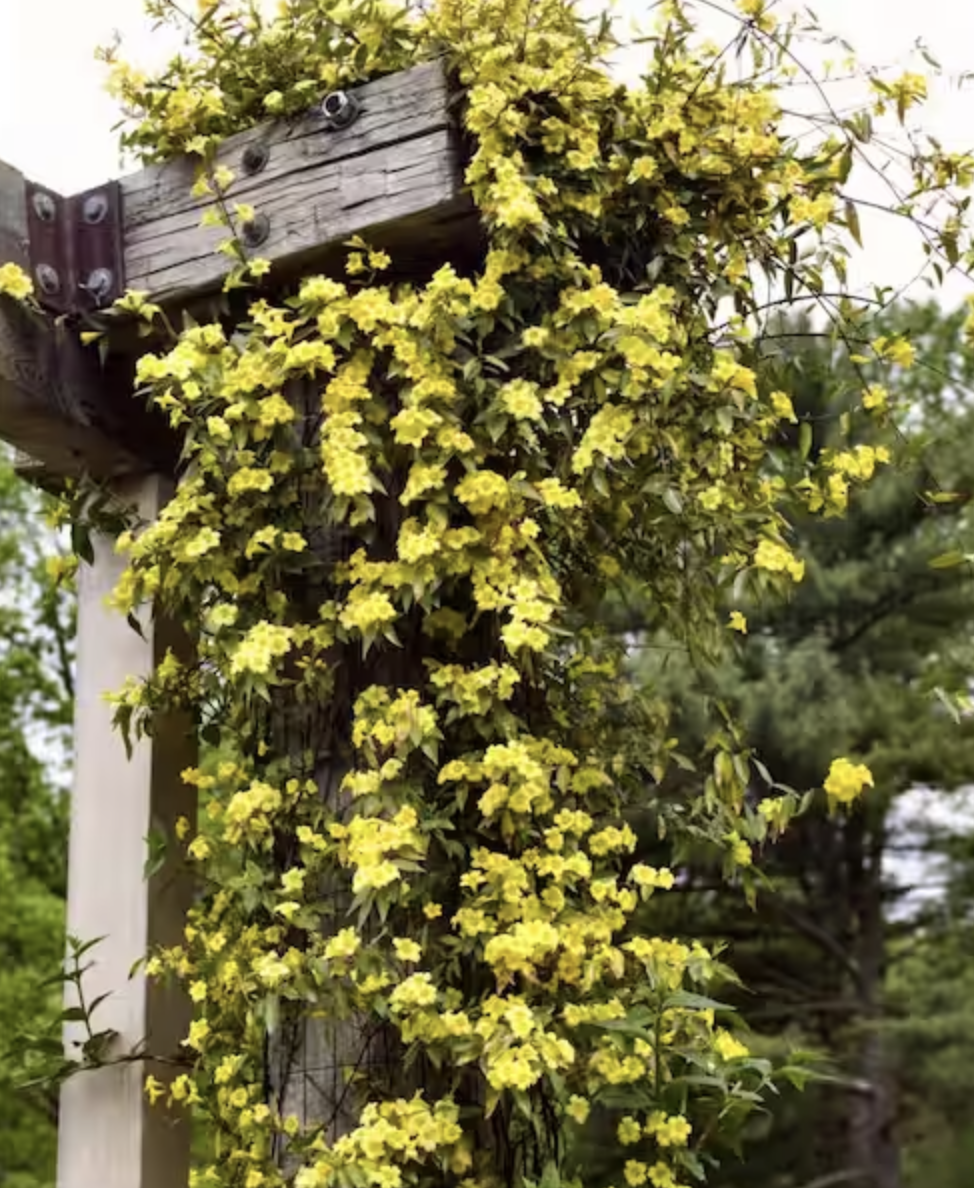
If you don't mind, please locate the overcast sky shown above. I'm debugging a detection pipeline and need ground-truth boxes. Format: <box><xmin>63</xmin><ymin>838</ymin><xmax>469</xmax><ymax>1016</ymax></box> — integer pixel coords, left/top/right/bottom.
<box><xmin>2</xmin><ymin>0</ymin><xmax>974</xmax><ymax>304</ymax></box>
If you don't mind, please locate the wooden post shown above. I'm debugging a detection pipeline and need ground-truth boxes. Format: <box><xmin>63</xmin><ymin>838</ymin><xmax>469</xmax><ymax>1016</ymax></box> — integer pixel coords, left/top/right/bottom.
<box><xmin>57</xmin><ymin>473</ymin><xmax>196</xmax><ymax>1188</ymax></box>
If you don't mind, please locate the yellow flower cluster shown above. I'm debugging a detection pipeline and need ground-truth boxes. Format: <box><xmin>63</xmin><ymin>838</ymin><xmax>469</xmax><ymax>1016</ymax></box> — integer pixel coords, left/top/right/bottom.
<box><xmin>754</xmin><ymin>539</ymin><xmax>805</xmax><ymax>583</ymax></box>
<box><xmin>824</xmin><ymin>757</ymin><xmax>874</xmax><ymax>805</ymax></box>
<box><xmin>229</xmin><ymin>622</ymin><xmax>293</xmax><ymax>676</ymax></box>
<box><xmin>294</xmin><ymin>1095</ymin><xmax>464</xmax><ymax>1188</ymax></box>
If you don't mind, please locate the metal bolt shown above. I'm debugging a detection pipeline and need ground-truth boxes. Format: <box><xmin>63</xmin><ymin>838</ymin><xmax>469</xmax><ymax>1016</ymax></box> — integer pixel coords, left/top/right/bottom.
<box><xmin>241</xmin><ymin>212</ymin><xmax>270</xmax><ymax>248</ymax></box>
<box><xmin>35</xmin><ymin>264</ymin><xmax>60</xmax><ymax>295</ymax></box>
<box><xmin>84</xmin><ymin>268</ymin><xmax>115</xmax><ymax>305</ymax></box>
<box><xmin>321</xmin><ymin>90</ymin><xmax>360</xmax><ymax>130</ymax></box>
<box><xmin>242</xmin><ymin>143</ymin><xmax>269</xmax><ymax>176</ymax></box>
<box><xmin>32</xmin><ymin>192</ymin><xmax>57</xmax><ymax>223</ymax></box>
<box><xmin>82</xmin><ymin>193</ymin><xmax>109</xmax><ymax>224</ymax></box>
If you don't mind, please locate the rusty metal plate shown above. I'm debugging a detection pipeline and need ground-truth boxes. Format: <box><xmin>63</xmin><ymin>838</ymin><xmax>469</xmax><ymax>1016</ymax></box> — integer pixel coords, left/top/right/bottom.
<box><xmin>69</xmin><ymin>182</ymin><xmax>124</xmax><ymax>312</ymax></box>
<box><xmin>24</xmin><ymin>179</ymin><xmax>124</xmax><ymax>316</ymax></box>
<box><xmin>24</xmin><ymin>182</ymin><xmax>69</xmax><ymax>315</ymax></box>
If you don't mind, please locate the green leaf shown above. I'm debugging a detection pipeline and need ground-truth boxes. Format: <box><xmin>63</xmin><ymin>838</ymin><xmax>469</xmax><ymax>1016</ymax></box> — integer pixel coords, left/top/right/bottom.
<box><xmin>845</xmin><ymin>199</ymin><xmax>862</xmax><ymax>248</ymax></box>
<box><xmin>662</xmin><ymin>488</ymin><xmax>683</xmax><ymax>515</ymax></box>
<box><xmin>929</xmin><ymin>550</ymin><xmax>966</xmax><ymax>569</ymax></box>
<box><xmin>664</xmin><ymin>990</ymin><xmax>734</xmax><ymax>1012</ymax></box>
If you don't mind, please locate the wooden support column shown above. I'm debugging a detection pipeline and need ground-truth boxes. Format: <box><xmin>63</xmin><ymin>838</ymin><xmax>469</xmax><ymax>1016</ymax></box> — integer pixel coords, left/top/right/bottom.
<box><xmin>57</xmin><ymin>473</ymin><xmax>196</xmax><ymax>1188</ymax></box>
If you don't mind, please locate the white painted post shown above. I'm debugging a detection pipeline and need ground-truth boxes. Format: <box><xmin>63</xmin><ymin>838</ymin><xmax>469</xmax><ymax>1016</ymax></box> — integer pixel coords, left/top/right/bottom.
<box><xmin>57</xmin><ymin>473</ymin><xmax>195</xmax><ymax>1188</ymax></box>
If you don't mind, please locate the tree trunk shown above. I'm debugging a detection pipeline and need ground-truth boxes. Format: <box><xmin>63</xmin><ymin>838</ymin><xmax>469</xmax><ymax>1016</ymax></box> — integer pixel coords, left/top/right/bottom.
<box><xmin>847</xmin><ymin>814</ymin><xmax>900</xmax><ymax>1188</ymax></box>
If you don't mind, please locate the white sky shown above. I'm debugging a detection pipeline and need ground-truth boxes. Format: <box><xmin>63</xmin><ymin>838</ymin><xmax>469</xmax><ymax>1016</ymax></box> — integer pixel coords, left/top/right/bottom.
<box><xmin>1</xmin><ymin>0</ymin><xmax>974</xmax><ymax>304</ymax></box>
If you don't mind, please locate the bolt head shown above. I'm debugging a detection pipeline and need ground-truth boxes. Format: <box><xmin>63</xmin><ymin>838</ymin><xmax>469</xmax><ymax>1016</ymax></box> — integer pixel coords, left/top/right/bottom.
<box><xmin>321</xmin><ymin>91</ymin><xmax>359</xmax><ymax>130</ymax></box>
<box><xmin>82</xmin><ymin>193</ymin><xmax>109</xmax><ymax>224</ymax></box>
<box><xmin>84</xmin><ymin>268</ymin><xmax>114</xmax><ymax>305</ymax></box>
<box><xmin>32</xmin><ymin>192</ymin><xmax>57</xmax><ymax>223</ymax></box>
<box><xmin>35</xmin><ymin>264</ymin><xmax>60</xmax><ymax>295</ymax></box>
<box><xmin>241</xmin><ymin>212</ymin><xmax>270</xmax><ymax>249</ymax></box>
<box><xmin>242</xmin><ymin>143</ymin><xmax>269</xmax><ymax>176</ymax></box>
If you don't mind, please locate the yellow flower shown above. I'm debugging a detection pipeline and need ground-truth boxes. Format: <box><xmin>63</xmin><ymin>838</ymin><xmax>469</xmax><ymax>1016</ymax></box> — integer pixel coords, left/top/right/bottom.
<box><xmin>726</xmin><ymin>831</ymin><xmax>752</xmax><ymax>867</ymax></box>
<box><xmin>183</xmin><ymin>1018</ymin><xmax>210</xmax><ymax>1050</ymax></box>
<box><xmin>728</xmin><ymin>611</ymin><xmax>747</xmax><ymax>634</ymax></box>
<box><xmin>393</xmin><ymin>937</ymin><xmax>422</xmax><ymax>963</ymax></box>
<box><xmin>499</xmin><ymin>378</ymin><xmax>543</xmax><ymax>421</ymax></box>
<box><xmin>390</xmin><ymin>972</ymin><xmax>438</xmax><ymax>1010</ymax></box>
<box><xmin>714</xmin><ymin>1029</ymin><xmax>749</xmax><ymax>1061</ymax></box>
<box><xmin>618</xmin><ymin>1116</ymin><xmax>642</xmax><ymax>1145</ymax></box>
<box><xmin>187</xmin><ymin>836</ymin><xmax>210</xmax><ymax>861</ymax></box>
<box><xmin>824</xmin><ymin>757</ymin><xmax>874</xmax><ymax>804</ymax></box>
<box><xmin>649</xmin><ymin>1113</ymin><xmax>692</xmax><ymax>1147</ymax></box>
<box><xmin>566</xmin><ymin>1096</ymin><xmax>590</xmax><ymax>1124</ymax></box>
<box><xmin>0</xmin><ymin>262</ymin><xmax>33</xmax><ymax>301</ymax></box>
<box><xmin>536</xmin><ymin>478</ymin><xmax>582</xmax><ymax>509</ymax></box>
<box><xmin>770</xmin><ymin>390</ymin><xmax>797</xmax><ymax>423</ymax></box>
<box><xmin>324</xmin><ymin>928</ymin><xmax>361</xmax><ymax>960</ymax></box>
<box><xmin>624</xmin><ymin>1160</ymin><xmax>649</xmax><ymax>1187</ymax></box>
<box><xmin>184</xmin><ymin>527</ymin><xmax>221</xmax><ymax>559</ymax></box>
<box><xmin>629</xmin><ymin>864</ymin><xmax>675</xmax><ymax>891</ymax></box>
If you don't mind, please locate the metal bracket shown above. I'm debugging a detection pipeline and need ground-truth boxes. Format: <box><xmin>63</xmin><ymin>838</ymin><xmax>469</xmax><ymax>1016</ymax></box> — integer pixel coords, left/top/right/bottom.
<box><xmin>25</xmin><ymin>180</ymin><xmax>124</xmax><ymax>316</ymax></box>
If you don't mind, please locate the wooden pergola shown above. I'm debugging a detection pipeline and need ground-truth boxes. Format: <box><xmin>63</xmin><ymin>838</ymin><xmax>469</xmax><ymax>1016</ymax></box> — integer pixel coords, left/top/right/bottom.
<box><xmin>0</xmin><ymin>61</ymin><xmax>476</xmax><ymax>1188</ymax></box>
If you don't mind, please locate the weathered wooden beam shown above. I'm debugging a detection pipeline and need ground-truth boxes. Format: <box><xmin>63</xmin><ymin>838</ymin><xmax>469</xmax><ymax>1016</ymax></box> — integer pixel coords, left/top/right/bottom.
<box><xmin>121</xmin><ymin>59</ymin><xmax>475</xmax><ymax>306</ymax></box>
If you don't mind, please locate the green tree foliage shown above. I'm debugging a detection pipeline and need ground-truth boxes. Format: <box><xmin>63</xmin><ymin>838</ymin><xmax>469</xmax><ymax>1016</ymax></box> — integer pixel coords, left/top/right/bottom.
<box><xmin>886</xmin><ymin>924</ymin><xmax>974</xmax><ymax>1188</ymax></box>
<box><xmin>0</xmin><ymin>452</ymin><xmax>74</xmax><ymax>1188</ymax></box>
<box><xmin>624</xmin><ymin>302</ymin><xmax>974</xmax><ymax>1188</ymax></box>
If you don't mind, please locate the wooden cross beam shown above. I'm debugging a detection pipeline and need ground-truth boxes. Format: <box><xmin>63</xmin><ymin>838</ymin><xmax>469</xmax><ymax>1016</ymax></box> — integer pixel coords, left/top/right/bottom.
<box><xmin>122</xmin><ymin>61</ymin><xmax>472</xmax><ymax>304</ymax></box>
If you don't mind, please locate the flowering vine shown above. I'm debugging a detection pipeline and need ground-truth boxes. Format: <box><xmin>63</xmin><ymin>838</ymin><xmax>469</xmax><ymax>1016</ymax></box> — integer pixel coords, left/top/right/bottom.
<box><xmin>10</xmin><ymin>0</ymin><xmax>973</xmax><ymax>1186</ymax></box>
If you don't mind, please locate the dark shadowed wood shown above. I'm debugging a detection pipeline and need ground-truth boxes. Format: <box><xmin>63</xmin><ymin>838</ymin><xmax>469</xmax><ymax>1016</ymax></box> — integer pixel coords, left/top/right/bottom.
<box><xmin>121</xmin><ymin>60</ymin><xmax>476</xmax><ymax>304</ymax></box>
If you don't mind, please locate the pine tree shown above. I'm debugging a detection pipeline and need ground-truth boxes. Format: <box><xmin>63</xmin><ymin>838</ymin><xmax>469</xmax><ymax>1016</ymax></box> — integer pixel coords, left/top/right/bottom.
<box><xmin>627</xmin><ymin>302</ymin><xmax>974</xmax><ymax>1188</ymax></box>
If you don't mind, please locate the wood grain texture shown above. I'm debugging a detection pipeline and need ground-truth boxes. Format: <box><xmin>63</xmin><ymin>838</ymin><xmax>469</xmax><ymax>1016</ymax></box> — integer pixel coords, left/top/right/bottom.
<box><xmin>121</xmin><ymin>60</ymin><xmax>475</xmax><ymax>304</ymax></box>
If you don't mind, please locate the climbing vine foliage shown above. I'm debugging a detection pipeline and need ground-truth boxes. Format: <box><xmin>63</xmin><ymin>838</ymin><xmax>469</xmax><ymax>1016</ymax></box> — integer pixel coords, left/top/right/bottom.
<box><xmin>7</xmin><ymin>0</ymin><xmax>973</xmax><ymax>1186</ymax></box>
